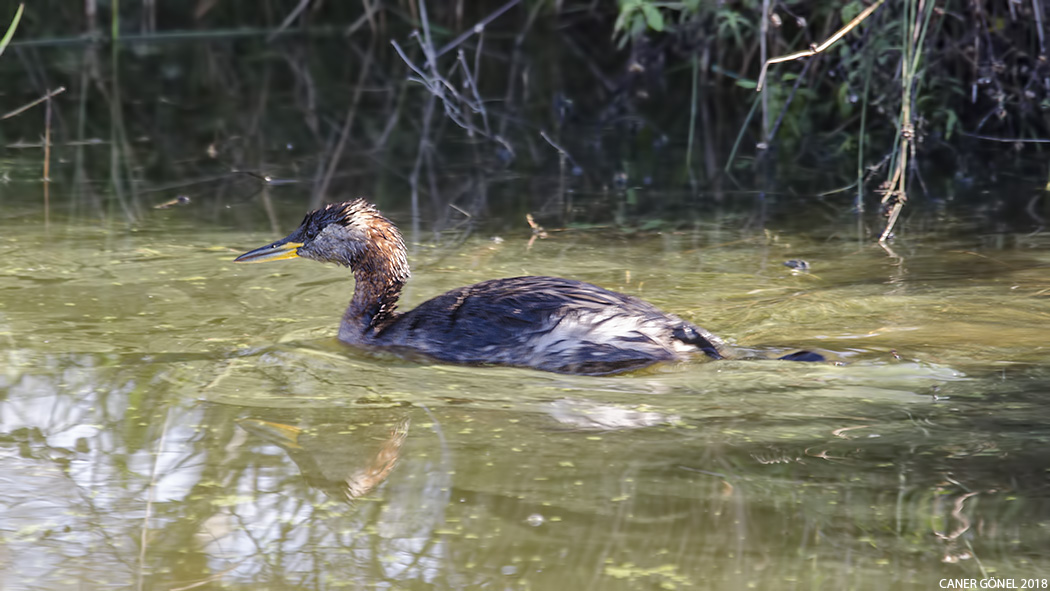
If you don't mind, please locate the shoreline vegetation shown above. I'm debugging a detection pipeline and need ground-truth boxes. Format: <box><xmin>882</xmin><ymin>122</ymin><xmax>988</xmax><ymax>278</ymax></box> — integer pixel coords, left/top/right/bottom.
<box><xmin>0</xmin><ymin>1</ymin><xmax>1048</xmax><ymax>238</ymax></box>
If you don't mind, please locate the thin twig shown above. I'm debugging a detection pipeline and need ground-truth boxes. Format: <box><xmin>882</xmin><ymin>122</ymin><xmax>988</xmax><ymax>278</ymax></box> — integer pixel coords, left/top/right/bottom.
<box><xmin>423</xmin><ymin>127</ymin><xmax>443</xmax><ymax>233</ymax></box>
<box><xmin>7</xmin><ymin>138</ymin><xmax>104</xmax><ymax>148</ymax></box>
<box><xmin>418</xmin><ymin>0</ymin><xmax>436</xmax><ymax>69</ymax></box>
<box><xmin>685</xmin><ymin>56</ymin><xmax>698</xmax><ymax>186</ymax></box>
<box><xmin>962</xmin><ymin>132</ymin><xmax>1050</xmax><ymax>143</ymax></box>
<box><xmin>723</xmin><ymin>94</ymin><xmax>762</xmax><ymax>174</ymax></box>
<box><xmin>391</xmin><ymin>38</ymin><xmax>432</xmax><ymax>82</ymax></box>
<box><xmin>538</xmin><ymin>130</ymin><xmax>569</xmax><ymax>159</ymax></box>
<box><xmin>43</xmin><ymin>88</ymin><xmax>52</xmax><ymax>226</ymax></box>
<box><xmin>392</xmin><ymin>37</ymin><xmax>496</xmax><ymax>141</ymax></box>
<box><xmin>410</xmin><ymin>94</ymin><xmax>436</xmax><ymax>239</ymax></box>
<box><xmin>375</xmin><ymin>50</ymin><xmax>413</xmax><ymax>148</ymax></box>
<box><xmin>1034</xmin><ymin>0</ymin><xmax>1047</xmax><ymax>58</ymax></box>
<box><xmin>540</xmin><ymin>130</ymin><xmax>577</xmax><ymax>220</ymax></box>
<box><xmin>434</xmin><ymin>0</ymin><xmax>520</xmax><ymax>57</ymax></box>
<box><xmin>767</xmin><ymin>60</ymin><xmax>812</xmax><ymax>145</ymax></box>
<box><xmin>498</xmin><ymin>0</ymin><xmax>542</xmax><ymax>140</ymax></box>
<box><xmin>448</xmin><ymin>202</ymin><xmax>472</xmax><ymax>218</ymax></box>
<box><xmin>760</xmin><ymin>0</ymin><xmax>770</xmax><ymax>140</ymax></box>
<box><xmin>1</xmin><ymin>86</ymin><xmax>66</xmax><ymax>119</ymax></box>
<box><xmin>539</xmin><ymin>129</ymin><xmax>581</xmax><ymax>170</ymax></box>
<box><xmin>472</xmin><ymin>22</ymin><xmax>484</xmax><ymax>91</ymax></box>
<box><xmin>266</xmin><ymin>0</ymin><xmax>313</xmax><ymax>42</ymax></box>
<box><xmin>344</xmin><ymin>10</ymin><xmax>374</xmax><ymax>38</ymax></box>
<box><xmin>457</xmin><ymin>49</ymin><xmax>490</xmax><ymax>136</ymax></box>
<box><xmin>361</xmin><ymin>0</ymin><xmax>379</xmax><ymax>37</ymax></box>
<box><xmin>856</xmin><ymin>33</ymin><xmax>875</xmax><ymax>212</ymax></box>
<box><xmin>136</xmin><ymin>409</ymin><xmax>172</xmax><ymax>591</ymax></box>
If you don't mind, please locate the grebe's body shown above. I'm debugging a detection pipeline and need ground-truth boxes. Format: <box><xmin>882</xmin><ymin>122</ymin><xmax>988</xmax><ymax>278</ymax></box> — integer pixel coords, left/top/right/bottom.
<box><xmin>236</xmin><ymin>200</ymin><xmax>776</xmax><ymax>375</ymax></box>
<box><xmin>345</xmin><ymin>275</ymin><xmax>727</xmax><ymax>374</ymax></box>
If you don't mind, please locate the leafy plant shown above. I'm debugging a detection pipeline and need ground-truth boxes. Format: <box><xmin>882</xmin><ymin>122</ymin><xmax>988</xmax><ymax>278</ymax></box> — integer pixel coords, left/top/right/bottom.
<box><xmin>613</xmin><ymin>0</ymin><xmax>669</xmax><ymax>47</ymax></box>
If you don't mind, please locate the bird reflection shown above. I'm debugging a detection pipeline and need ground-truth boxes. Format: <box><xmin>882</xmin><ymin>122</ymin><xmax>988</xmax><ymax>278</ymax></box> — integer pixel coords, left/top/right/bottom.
<box><xmin>545</xmin><ymin>398</ymin><xmax>681</xmax><ymax>431</ymax></box>
<box><xmin>237</xmin><ymin>416</ymin><xmax>409</xmax><ymax>503</ymax></box>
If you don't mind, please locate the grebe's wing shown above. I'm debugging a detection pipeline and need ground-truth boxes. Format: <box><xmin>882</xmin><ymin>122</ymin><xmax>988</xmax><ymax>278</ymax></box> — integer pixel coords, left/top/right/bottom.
<box><xmin>380</xmin><ymin>276</ymin><xmax>726</xmax><ymax>374</ymax></box>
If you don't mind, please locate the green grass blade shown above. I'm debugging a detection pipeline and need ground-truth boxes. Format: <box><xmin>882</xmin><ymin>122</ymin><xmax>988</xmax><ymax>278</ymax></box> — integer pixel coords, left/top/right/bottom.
<box><xmin>0</xmin><ymin>3</ymin><xmax>24</xmax><ymax>59</ymax></box>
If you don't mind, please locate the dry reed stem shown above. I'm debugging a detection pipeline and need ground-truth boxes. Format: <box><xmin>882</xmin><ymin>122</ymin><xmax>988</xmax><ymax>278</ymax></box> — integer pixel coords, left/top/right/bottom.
<box><xmin>880</xmin><ymin>0</ymin><xmax>931</xmax><ymax>242</ymax></box>
<box><xmin>755</xmin><ymin>0</ymin><xmax>886</xmax><ymax>92</ymax></box>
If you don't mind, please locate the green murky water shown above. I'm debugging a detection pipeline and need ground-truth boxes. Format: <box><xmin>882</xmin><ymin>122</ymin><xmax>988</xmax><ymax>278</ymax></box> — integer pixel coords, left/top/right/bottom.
<box><xmin>3</xmin><ymin>204</ymin><xmax>1050</xmax><ymax>590</ymax></box>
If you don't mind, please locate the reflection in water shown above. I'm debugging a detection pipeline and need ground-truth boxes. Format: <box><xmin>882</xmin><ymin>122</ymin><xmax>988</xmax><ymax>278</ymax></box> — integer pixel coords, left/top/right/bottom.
<box><xmin>545</xmin><ymin>398</ymin><xmax>681</xmax><ymax>430</ymax></box>
<box><xmin>2</xmin><ymin>349</ymin><xmax>1050</xmax><ymax>588</ymax></box>
<box><xmin>237</xmin><ymin>415</ymin><xmax>410</xmax><ymax>503</ymax></box>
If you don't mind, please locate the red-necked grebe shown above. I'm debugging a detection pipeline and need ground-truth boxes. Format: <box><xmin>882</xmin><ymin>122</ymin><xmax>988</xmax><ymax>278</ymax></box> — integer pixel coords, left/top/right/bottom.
<box><xmin>235</xmin><ymin>199</ymin><xmax>820</xmax><ymax>374</ymax></box>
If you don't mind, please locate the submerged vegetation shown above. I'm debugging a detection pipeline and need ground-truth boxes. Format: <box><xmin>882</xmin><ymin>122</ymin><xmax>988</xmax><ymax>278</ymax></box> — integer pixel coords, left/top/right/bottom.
<box><xmin>0</xmin><ymin>0</ymin><xmax>1048</xmax><ymax>238</ymax></box>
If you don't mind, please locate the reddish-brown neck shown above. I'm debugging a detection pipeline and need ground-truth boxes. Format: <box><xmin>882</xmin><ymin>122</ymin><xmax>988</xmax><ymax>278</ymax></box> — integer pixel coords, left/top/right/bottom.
<box><xmin>338</xmin><ymin>214</ymin><xmax>410</xmax><ymax>341</ymax></box>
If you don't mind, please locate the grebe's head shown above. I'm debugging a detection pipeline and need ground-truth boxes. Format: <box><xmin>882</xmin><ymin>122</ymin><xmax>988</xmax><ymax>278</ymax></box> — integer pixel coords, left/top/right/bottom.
<box><xmin>234</xmin><ymin>199</ymin><xmax>407</xmax><ymax>274</ymax></box>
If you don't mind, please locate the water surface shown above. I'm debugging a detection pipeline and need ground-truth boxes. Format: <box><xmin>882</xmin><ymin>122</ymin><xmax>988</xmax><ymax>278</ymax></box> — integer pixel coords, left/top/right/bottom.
<box><xmin>3</xmin><ymin>204</ymin><xmax>1050</xmax><ymax>590</ymax></box>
